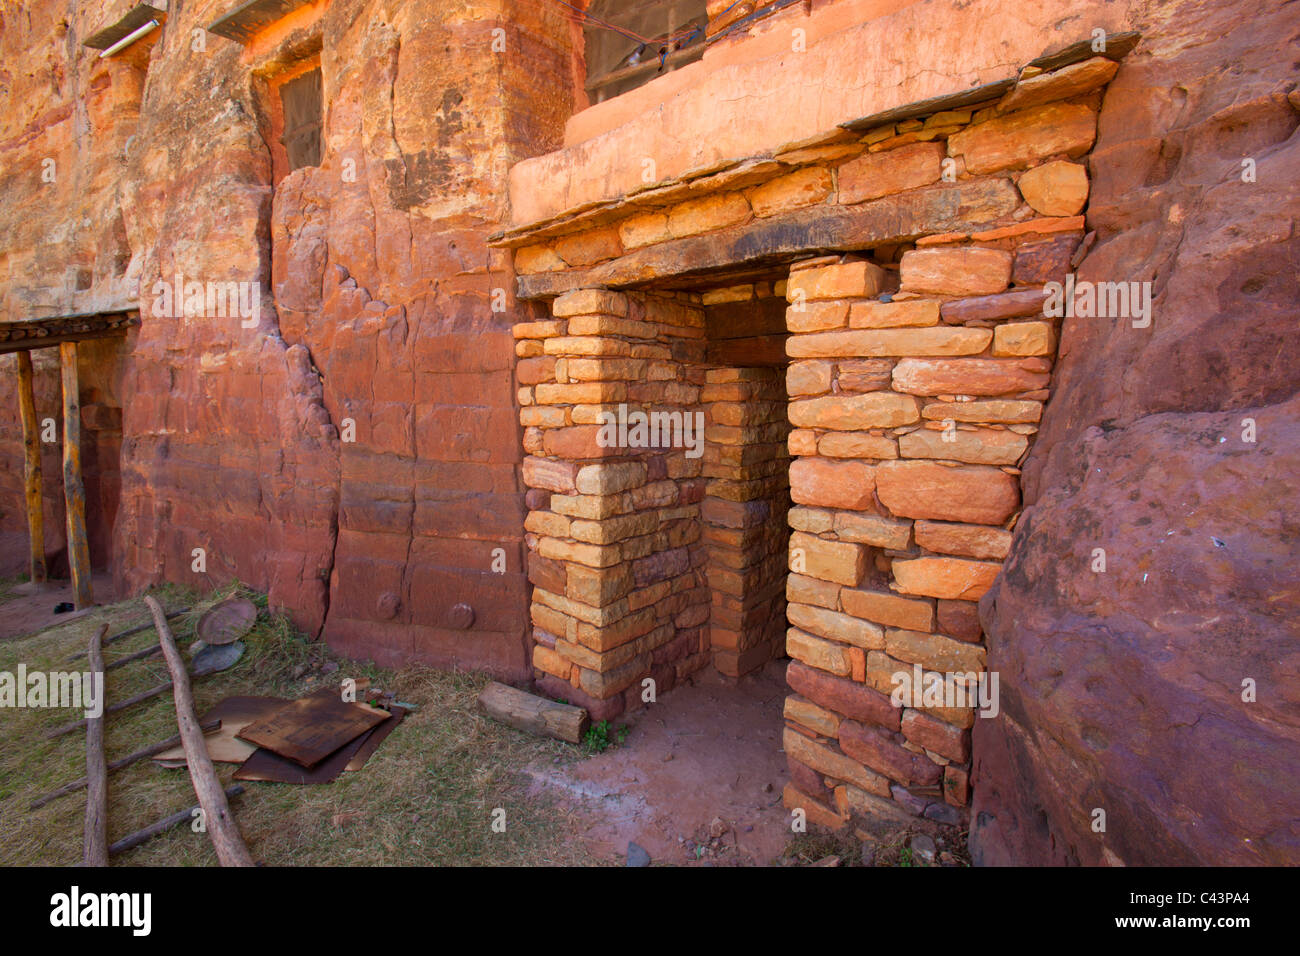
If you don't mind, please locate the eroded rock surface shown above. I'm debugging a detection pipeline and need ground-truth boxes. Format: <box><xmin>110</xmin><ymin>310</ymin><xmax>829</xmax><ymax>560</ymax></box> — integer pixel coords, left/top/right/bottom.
<box><xmin>972</xmin><ymin>0</ymin><xmax>1300</xmax><ymax>865</ymax></box>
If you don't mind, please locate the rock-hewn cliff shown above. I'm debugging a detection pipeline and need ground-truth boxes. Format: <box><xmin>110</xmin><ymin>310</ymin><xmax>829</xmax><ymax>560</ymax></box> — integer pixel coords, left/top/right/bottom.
<box><xmin>972</xmin><ymin>0</ymin><xmax>1300</xmax><ymax>865</ymax></box>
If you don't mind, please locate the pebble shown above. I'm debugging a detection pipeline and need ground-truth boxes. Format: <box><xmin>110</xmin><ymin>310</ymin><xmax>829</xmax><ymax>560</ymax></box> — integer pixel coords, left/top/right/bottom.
<box><xmin>626</xmin><ymin>842</ymin><xmax>651</xmax><ymax>867</ymax></box>
<box><xmin>909</xmin><ymin>833</ymin><xmax>937</xmax><ymax>865</ymax></box>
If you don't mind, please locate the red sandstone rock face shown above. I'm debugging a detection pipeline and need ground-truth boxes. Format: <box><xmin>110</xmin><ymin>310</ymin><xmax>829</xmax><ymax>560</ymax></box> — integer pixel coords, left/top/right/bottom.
<box><xmin>971</xmin><ymin>0</ymin><xmax>1300</xmax><ymax>865</ymax></box>
<box><xmin>2</xmin><ymin>1</ymin><xmax>578</xmax><ymax>683</ymax></box>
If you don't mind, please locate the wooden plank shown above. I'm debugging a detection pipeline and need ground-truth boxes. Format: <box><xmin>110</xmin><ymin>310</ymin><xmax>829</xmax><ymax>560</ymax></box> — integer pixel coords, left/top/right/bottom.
<box><xmin>83</xmin><ymin>3</ymin><xmax>167</xmax><ymax>49</ymax></box>
<box><xmin>59</xmin><ymin>342</ymin><xmax>92</xmax><ymax>610</ymax></box>
<box><xmin>16</xmin><ymin>350</ymin><xmax>46</xmax><ymax>584</ymax></box>
<box><xmin>145</xmin><ymin>596</ymin><xmax>256</xmax><ymax>867</ymax></box>
<box><xmin>0</xmin><ymin>312</ymin><xmax>137</xmax><ymax>356</ymax></box>
<box><xmin>586</xmin><ymin>43</ymin><xmax>704</xmax><ymax>95</ymax></box>
<box><xmin>206</xmin><ymin>0</ymin><xmax>313</xmax><ymax>44</ymax></box>
<box><xmin>83</xmin><ymin>624</ymin><xmax>109</xmax><ymax>867</ymax></box>
<box><xmin>516</xmin><ymin>177</ymin><xmax>1020</xmax><ymax>299</ymax></box>
<box><xmin>478</xmin><ymin>681</ymin><xmax>589</xmax><ymax>744</ymax></box>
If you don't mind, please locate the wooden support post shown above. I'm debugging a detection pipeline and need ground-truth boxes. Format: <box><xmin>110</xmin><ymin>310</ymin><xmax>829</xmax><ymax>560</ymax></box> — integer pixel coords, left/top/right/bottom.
<box><xmin>59</xmin><ymin>341</ymin><xmax>92</xmax><ymax>609</ymax></box>
<box><xmin>16</xmin><ymin>350</ymin><xmax>46</xmax><ymax>584</ymax></box>
<box><xmin>83</xmin><ymin>623</ymin><xmax>109</xmax><ymax>867</ymax></box>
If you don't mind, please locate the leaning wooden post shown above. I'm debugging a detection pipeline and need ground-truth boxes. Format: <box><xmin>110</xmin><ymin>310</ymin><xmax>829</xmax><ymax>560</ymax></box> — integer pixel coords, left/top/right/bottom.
<box><xmin>16</xmin><ymin>350</ymin><xmax>46</xmax><ymax>584</ymax></box>
<box><xmin>83</xmin><ymin>623</ymin><xmax>109</xmax><ymax>867</ymax></box>
<box><xmin>145</xmin><ymin>596</ymin><xmax>255</xmax><ymax>867</ymax></box>
<box><xmin>59</xmin><ymin>342</ymin><xmax>92</xmax><ymax>609</ymax></box>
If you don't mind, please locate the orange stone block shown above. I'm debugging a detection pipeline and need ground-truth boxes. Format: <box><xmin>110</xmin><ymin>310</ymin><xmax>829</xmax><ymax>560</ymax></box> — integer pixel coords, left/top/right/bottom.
<box><xmin>891</xmin><ymin>556</ymin><xmax>1002</xmax><ymax>600</ymax></box>
<box><xmin>786</xmin><ymin>261</ymin><xmax>888</xmax><ymax>302</ymax></box>
<box><xmin>900</xmin><ymin>246</ymin><xmax>1013</xmax><ymax>296</ymax></box>
<box><xmin>1016</xmin><ymin>160</ymin><xmax>1089</xmax><ymax>216</ymax></box>
<box><xmin>837</xmin><ymin>141</ymin><xmax>946</xmax><ymax>204</ymax></box>
<box><xmin>947</xmin><ymin>101</ymin><xmax>1097</xmax><ymax>174</ymax></box>
<box><xmin>875</xmin><ymin>460</ymin><xmax>1020</xmax><ymax>524</ymax></box>
<box><xmin>891</xmin><ymin>358</ymin><xmax>1051</xmax><ymax>396</ymax></box>
<box><xmin>790</xmin><ymin>458</ymin><xmax>876</xmax><ymax>511</ymax></box>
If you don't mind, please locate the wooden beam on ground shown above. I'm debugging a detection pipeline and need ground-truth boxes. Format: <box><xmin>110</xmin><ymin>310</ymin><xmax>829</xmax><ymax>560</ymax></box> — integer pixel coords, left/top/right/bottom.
<box><xmin>146</xmin><ymin>596</ymin><xmax>255</xmax><ymax>867</ymax></box>
<box><xmin>59</xmin><ymin>342</ymin><xmax>92</xmax><ymax>610</ymax></box>
<box><xmin>83</xmin><ymin>624</ymin><xmax>109</xmax><ymax>867</ymax></box>
<box><xmin>478</xmin><ymin>680</ymin><xmax>589</xmax><ymax>744</ymax></box>
<box><xmin>109</xmin><ymin>785</ymin><xmax>244</xmax><ymax>857</ymax></box>
<box><xmin>16</xmin><ymin>350</ymin><xmax>46</xmax><ymax>583</ymax></box>
<box><xmin>64</xmin><ymin>606</ymin><xmax>190</xmax><ymax>661</ymax></box>
<box><xmin>44</xmin><ymin>680</ymin><xmax>174</xmax><ymax>739</ymax></box>
<box><xmin>30</xmin><ymin>719</ymin><xmax>221</xmax><ymax>810</ymax></box>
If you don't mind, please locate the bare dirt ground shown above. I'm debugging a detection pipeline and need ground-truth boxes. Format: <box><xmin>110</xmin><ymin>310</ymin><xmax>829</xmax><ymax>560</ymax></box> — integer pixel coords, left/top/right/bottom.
<box><xmin>525</xmin><ymin>660</ymin><xmax>795</xmax><ymax>866</ymax></box>
<box><xmin>0</xmin><ymin>574</ymin><xmax>117</xmax><ymax>642</ymax></box>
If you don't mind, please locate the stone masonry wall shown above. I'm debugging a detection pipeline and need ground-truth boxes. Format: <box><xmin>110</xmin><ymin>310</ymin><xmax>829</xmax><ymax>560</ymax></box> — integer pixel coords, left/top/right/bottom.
<box><xmin>519</xmin><ymin>289</ymin><xmax>713</xmax><ymax>722</ymax></box>
<box><xmin>701</xmin><ymin>364</ymin><xmax>790</xmax><ymax>677</ymax></box>
<box><xmin>778</xmin><ymin>242</ymin><xmax>1064</xmax><ymax>830</ymax></box>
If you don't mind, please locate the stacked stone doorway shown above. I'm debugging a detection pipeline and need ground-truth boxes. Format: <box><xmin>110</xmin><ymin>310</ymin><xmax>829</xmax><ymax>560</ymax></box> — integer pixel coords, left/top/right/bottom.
<box><xmin>518</xmin><ymin>279</ymin><xmax>797</xmax><ymax>722</ymax></box>
<box><xmin>506</xmin><ymin>44</ymin><xmax>1122</xmax><ymax>825</ymax></box>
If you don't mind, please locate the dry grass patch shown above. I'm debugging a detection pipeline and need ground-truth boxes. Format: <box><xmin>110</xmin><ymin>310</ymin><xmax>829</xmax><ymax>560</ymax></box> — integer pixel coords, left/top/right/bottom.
<box><xmin>0</xmin><ymin>582</ymin><xmax>603</xmax><ymax>867</ymax></box>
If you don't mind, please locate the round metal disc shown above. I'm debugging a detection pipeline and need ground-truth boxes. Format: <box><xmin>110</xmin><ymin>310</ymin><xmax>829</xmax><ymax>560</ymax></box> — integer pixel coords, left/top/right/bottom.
<box><xmin>195</xmin><ymin>598</ymin><xmax>257</xmax><ymax>646</ymax></box>
<box><xmin>192</xmin><ymin>640</ymin><xmax>245</xmax><ymax>675</ymax></box>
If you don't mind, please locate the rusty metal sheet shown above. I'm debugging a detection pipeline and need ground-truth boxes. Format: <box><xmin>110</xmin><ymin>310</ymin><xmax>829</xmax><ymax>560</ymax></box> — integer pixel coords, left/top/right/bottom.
<box><xmin>153</xmin><ymin>696</ymin><xmax>289</xmax><ymax>766</ymax></box>
<box><xmin>234</xmin><ymin>706</ymin><xmax>404</xmax><ymax>784</ymax></box>
<box><xmin>344</xmin><ymin>706</ymin><xmax>406</xmax><ymax>772</ymax></box>
<box><xmin>233</xmin><ymin>738</ymin><xmax>356</xmax><ymax>785</ymax></box>
<box><xmin>235</xmin><ymin>687</ymin><xmax>388</xmax><ymax>768</ymax></box>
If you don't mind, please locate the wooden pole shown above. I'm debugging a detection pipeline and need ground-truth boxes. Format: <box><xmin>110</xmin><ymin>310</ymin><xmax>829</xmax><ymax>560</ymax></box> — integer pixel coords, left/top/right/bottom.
<box><xmin>145</xmin><ymin>596</ymin><xmax>255</xmax><ymax>867</ymax></box>
<box><xmin>30</xmin><ymin>719</ymin><xmax>220</xmax><ymax>810</ymax></box>
<box><xmin>59</xmin><ymin>341</ymin><xmax>92</xmax><ymax>610</ymax></box>
<box><xmin>103</xmin><ymin>642</ymin><xmax>162</xmax><ymax>672</ymax></box>
<box><xmin>16</xmin><ymin>350</ymin><xmax>46</xmax><ymax>584</ymax></box>
<box><xmin>108</xmin><ymin>785</ymin><xmax>245</xmax><ymax>858</ymax></box>
<box><xmin>83</xmin><ymin>623</ymin><xmax>109</xmax><ymax>867</ymax></box>
<box><xmin>64</xmin><ymin>606</ymin><xmax>189</xmax><ymax>661</ymax></box>
<box><xmin>44</xmin><ymin>680</ymin><xmax>174</xmax><ymax>739</ymax></box>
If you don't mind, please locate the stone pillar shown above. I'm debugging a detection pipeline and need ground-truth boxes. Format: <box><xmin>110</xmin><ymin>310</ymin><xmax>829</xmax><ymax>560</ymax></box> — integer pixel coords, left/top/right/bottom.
<box><xmin>517</xmin><ymin>289</ymin><xmax>712</xmax><ymax>721</ymax></box>
<box><xmin>701</xmin><ymin>366</ymin><xmax>790</xmax><ymax>677</ymax></box>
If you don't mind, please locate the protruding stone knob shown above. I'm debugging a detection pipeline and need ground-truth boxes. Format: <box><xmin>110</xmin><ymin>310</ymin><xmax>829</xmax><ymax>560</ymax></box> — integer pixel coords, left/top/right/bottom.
<box><xmin>449</xmin><ymin>602</ymin><xmax>475</xmax><ymax>629</ymax></box>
